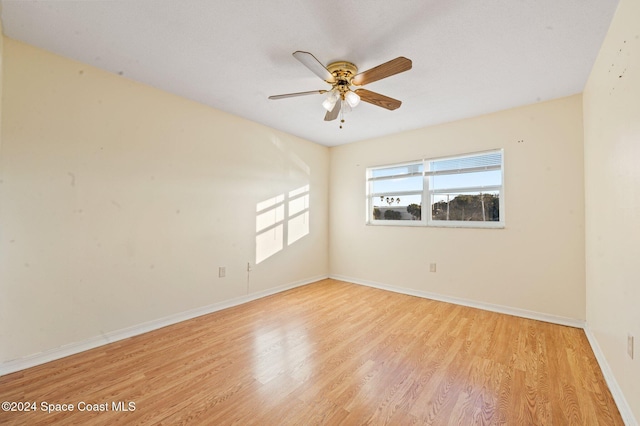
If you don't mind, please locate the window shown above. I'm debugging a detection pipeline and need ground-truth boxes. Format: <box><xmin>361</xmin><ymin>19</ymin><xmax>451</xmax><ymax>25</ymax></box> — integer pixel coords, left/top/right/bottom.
<box><xmin>368</xmin><ymin>161</ymin><xmax>424</xmax><ymax>222</ymax></box>
<box><xmin>366</xmin><ymin>150</ymin><xmax>504</xmax><ymax>228</ymax></box>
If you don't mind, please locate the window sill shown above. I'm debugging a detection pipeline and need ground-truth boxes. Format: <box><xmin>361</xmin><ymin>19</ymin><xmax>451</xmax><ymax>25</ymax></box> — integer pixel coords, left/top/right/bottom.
<box><xmin>366</xmin><ymin>220</ymin><xmax>505</xmax><ymax>229</ymax></box>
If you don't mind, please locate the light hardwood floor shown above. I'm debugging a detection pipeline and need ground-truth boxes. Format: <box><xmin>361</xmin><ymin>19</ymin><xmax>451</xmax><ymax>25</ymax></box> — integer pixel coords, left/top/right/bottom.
<box><xmin>0</xmin><ymin>279</ymin><xmax>623</xmax><ymax>425</ymax></box>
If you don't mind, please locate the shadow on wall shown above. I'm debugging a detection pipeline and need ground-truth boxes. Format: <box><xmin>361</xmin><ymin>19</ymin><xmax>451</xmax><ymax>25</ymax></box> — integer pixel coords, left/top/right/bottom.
<box><xmin>255</xmin><ymin>135</ymin><xmax>313</xmax><ymax>264</ymax></box>
<box><xmin>255</xmin><ymin>184</ymin><xmax>310</xmax><ymax>264</ymax></box>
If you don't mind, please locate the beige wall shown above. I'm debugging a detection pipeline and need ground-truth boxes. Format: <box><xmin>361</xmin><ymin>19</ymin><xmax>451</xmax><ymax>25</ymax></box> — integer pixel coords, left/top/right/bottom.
<box><xmin>0</xmin><ymin>10</ymin><xmax>3</xmax><ymax>153</ymax></box>
<box><xmin>2</xmin><ymin>9</ymin><xmax>637</xmax><ymax>418</ymax></box>
<box><xmin>0</xmin><ymin>39</ymin><xmax>329</xmax><ymax>362</ymax></box>
<box><xmin>583</xmin><ymin>0</ymin><xmax>640</xmax><ymax>420</ymax></box>
<box><xmin>330</xmin><ymin>95</ymin><xmax>586</xmax><ymax>320</ymax></box>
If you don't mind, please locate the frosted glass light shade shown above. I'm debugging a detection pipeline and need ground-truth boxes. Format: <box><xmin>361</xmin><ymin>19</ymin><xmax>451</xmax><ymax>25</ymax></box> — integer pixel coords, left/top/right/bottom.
<box><xmin>345</xmin><ymin>91</ymin><xmax>360</xmax><ymax>108</ymax></box>
<box><xmin>322</xmin><ymin>90</ymin><xmax>340</xmax><ymax>111</ymax></box>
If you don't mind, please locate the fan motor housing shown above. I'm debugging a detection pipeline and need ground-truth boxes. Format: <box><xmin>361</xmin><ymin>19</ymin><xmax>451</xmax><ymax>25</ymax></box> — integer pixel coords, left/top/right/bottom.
<box><xmin>326</xmin><ymin>61</ymin><xmax>358</xmax><ymax>84</ymax></box>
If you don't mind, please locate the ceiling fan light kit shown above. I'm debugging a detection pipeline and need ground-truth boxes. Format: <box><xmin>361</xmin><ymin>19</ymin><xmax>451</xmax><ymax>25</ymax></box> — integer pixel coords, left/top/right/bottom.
<box><xmin>322</xmin><ymin>89</ymin><xmax>340</xmax><ymax>111</ymax></box>
<box><xmin>269</xmin><ymin>51</ymin><xmax>412</xmax><ymax>128</ymax></box>
<box><xmin>344</xmin><ymin>91</ymin><xmax>360</xmax><ymax>108</ymax></box>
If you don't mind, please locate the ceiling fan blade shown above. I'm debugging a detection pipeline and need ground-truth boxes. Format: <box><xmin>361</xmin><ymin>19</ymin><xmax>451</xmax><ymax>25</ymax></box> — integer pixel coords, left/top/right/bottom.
<box><xmin>355</xmin><ymin>89</ymin><xmax>402</xmax><ymax>110</ymax></box>
<box><xmin>293</xmin><ymin>51</ymin><xmax>335</xmax><ymax>83</ymax></box>
<box><xmin>268</xmin><ymin>90</ymin><xmax>326</xmax><ymax>100</ymax></box>
<box><xmin>352</xmin><ymin>57</ymin><xmax>412</xmax><ymax>86</ymax></box>
<box><xmin>324</xmin><ymin>100</ymin><xmax>341</xmax><ymax>121</ymax></box>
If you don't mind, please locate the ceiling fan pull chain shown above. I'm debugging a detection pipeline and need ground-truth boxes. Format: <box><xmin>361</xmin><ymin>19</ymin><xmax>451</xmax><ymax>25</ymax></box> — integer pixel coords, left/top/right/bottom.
<box><xmin>269</xmin><ymin>51</ymin><xmax>412</xmax><ymax>128</ymax></box>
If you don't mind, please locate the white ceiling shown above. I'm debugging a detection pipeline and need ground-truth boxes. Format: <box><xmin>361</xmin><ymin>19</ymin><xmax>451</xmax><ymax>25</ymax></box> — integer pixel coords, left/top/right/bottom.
<box><xmin>0</xmin><ymin>0</ymin><xmax>619</xmax><ymax>147</ymax></box>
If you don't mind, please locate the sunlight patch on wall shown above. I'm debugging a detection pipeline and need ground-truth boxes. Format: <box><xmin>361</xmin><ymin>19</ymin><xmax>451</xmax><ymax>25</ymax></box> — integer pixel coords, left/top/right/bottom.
<box><xmin>255</xmin><ymin>185</ymin><xmax>310</xmax><ymax>264</ymax></box>
<box><xmin>287</xmin><ymin>185</ymin><xmax>310</xmax><ymax>245</ymax></box>
<box><xmin>256</xmin><ymin>194</ymin><xmax>285</xmax><ymax>265</ymax></box>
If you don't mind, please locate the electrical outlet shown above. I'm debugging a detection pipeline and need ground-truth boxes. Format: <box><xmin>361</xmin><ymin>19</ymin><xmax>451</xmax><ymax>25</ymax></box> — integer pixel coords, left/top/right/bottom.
<box><xmin>429</xmin><ymin>263</ymin><xmax>436</xmax><ymax>273</ymax></box>
<box><xmin>218</xmin><ymin>267</ymin><xmax>226</xmax><ymax>278</ymax></box>
<box><xmin>628</xmin><ymin>334</ymin><xmax>634</xmax><ymax>359</ymax></box>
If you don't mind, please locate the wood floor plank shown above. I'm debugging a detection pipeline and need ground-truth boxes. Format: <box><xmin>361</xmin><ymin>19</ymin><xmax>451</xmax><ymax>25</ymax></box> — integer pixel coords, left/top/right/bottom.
<box><xmin>0</xmin><ymin>279</ymin><xmax>624</xmax><ymax>425</ymax></box>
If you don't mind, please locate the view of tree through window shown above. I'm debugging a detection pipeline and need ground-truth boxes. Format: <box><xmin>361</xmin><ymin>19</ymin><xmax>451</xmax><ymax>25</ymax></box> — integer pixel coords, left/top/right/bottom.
<box><xmin>432</xmin><ymin>193</ymin><xmax>499</xmax><ymax>221</ymax></box>
<box><xmin>367</xmin><ymin>150</ymin><xmax>504</xmax><ymax>228</ymax></box>
<box><xmin>369</xmin><ymin>162</ymin><xmax>423</xmax><ymax>222</ymax></box>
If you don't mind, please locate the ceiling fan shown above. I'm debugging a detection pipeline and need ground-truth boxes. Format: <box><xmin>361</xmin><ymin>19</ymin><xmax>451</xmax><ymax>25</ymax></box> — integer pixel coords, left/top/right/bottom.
<box><xmin>269</xmin><ymin>51</ymin><xmax>412</xmax><ymax>127</ymax></box>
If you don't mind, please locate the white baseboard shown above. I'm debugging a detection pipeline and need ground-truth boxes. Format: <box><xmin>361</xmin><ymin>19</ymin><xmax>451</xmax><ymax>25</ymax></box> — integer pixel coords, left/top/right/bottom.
<box><xmin>4</xmin><ymin>274</ymin><xmax>635</xmax><ymax>426</ymax></box>
<box><xmin>331</xmin><ymin>274</ymin><xmax>638</xmax><ymax>425</ymax></box>
<box><xmin>0</xmin><ymin>274</ymin><xmax>328</xmax><ymax>377</ymax></box>
<box><xmin>330</xmin><ymin>274</ymin><xmax>586</xmax><ymax>328</ymax></box>
<box><xmin>584</xmin><ymin>326</ymin><xmax>638</xmax><ymax>426</ymax></box>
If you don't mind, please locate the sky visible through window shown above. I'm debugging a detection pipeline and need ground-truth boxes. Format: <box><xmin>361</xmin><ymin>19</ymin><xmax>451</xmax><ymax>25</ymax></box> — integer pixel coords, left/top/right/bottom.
<box><xmin>371</xmin><ymin>170</ymin><xmax>501</xmax><ymax>207</ymax></box>
<box><xmin>369</xmin><ymin>151</ymin><xmax>503</xmax><ymax>225</ymax></box>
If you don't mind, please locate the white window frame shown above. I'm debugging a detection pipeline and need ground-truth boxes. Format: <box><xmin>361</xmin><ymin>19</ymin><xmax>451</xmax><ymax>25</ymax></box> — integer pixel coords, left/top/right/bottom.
<box><xmin>366</xmin><ymin>160</ymin><xmax>425</xmax><ymax>226</ymax></box>
<box><xmin>366</xmin><ymin>149</ymin><xmax>505</xmax><ymax>228</ymax></box>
